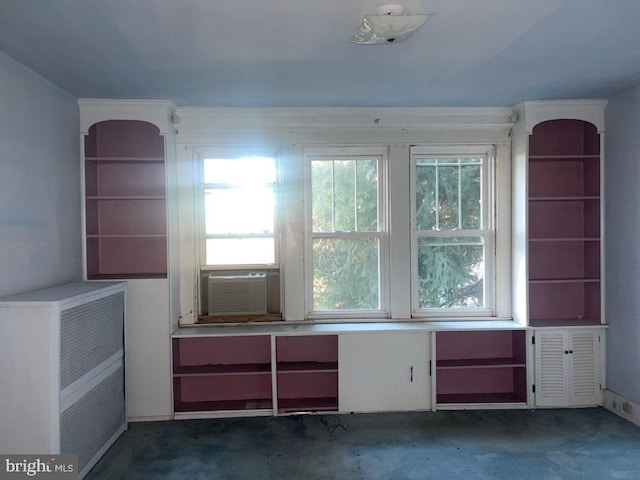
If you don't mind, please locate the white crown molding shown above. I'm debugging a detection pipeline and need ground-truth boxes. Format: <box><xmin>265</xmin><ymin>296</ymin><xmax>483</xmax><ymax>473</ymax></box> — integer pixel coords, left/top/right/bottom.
<box><xmin>513</xmin><ymin>99</ymin><xmax>608</xmax><ymax>133</ymax></box>
<box><xmin>175</xmin><ymin>106</ymin><xmax>515</xmax><ymax>132</ymax></box>
<box><xmin>78</xmin><ymin>99</ymin><xmax>176</xmax><ymax>134</ymax></box>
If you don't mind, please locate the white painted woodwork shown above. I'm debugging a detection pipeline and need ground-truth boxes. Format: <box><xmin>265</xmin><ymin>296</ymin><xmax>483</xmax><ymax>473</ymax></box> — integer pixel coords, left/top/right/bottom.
<box><xmin>0</xmin><ymin>282</ymin><xmax>126</xmax><ymax>478</ymax></box>
<box><xmin>534</xmin><ymin>328</ymin><xmax>604</xmax><ymax>407</ymax></box>
<box><xmin>338</xmin><ymin>332</ymin><xmax>430</xmax><ymax>413</ymax></box>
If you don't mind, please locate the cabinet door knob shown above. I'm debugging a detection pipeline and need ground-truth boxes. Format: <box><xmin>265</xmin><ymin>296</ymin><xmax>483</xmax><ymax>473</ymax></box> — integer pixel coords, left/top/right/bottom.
<box><xmin>564</xmin><ymin>350</ymin><xmax>569</xmax><ymax>354</ymax></box>
<box><xmin>569</xmin><ymin>350</ymin><xmax>574</xmax><ymax>354</ymax></box>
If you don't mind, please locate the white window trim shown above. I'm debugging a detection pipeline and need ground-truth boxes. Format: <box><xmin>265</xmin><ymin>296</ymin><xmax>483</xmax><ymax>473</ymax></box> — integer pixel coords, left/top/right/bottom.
<box><xmin>195</xmin><ymin>146</ymin><xmax>281</xmax><ymax>272</ymax></box>
<box><xmin>410</xmin><ymin>145</ymin><xmax>496</xmax><ymax>317</ymax></box>
<box><xmin>304</xmin><ymin>146</ymin><xmax>389</xmax><ymax>319</ymax></box>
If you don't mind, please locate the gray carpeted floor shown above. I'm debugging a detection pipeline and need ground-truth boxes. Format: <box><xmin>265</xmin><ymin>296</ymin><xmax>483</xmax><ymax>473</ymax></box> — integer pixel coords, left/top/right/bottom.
<box><xmin>86</xmin><ymin>408</ymin><xmax>640</xmax><ymax>479</ymax></box>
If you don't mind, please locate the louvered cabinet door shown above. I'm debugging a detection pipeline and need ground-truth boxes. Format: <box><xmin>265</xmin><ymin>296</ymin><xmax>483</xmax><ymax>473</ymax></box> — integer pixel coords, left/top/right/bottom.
<box><xmin>569</xmin><ymin>330</ymin><xmax>602</xmax><ymax>406</ymax></box>
<box><xmin>534</xmin><ymin>328</ymin><xmax>603</xmax><ymax>407</ymax></box>
<box><xmin>535</xmin><ymin>331</ymin><xmax>569</xmax><ymax>407</ymax></box>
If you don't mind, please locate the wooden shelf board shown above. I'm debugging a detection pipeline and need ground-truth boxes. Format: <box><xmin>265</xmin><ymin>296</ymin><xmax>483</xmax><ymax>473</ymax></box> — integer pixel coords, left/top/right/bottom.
<box><xmin>529</xmin><ymin>155</ymin><xmax>600</xmax><ymax>160</ymax></box>
<box><xmin>277</xmin><ymin>397</ymin><xmax>338</xmax><ymax>413</ymax></box>
<box><xmin>173</xmin><ymin>363</ymin><xmax>272</xmax><ymax>377</ymax></box>
<box><xmin>436</xmin><ymin>392</ymin><xmax>527</xmax><ymax>404</ymax></box>
<box><xmin>529</xmin><ymin>278</ymin><xmax>600</xmax><ymax>284</ymax></box>
<box><xmin>87</xmin><ymin>234</ymin><xmax>167</xmax><ymax>239</ymax></box>
<box><xmin>529</xmin><ymin>196</ymin><xmax>599</xmax><ymax>202</ymax></box>
<box><xmin>87</xmin><ymin>273</ymin><xmax>167</xmax><ymax>280</ymax></box>
<box><xmin>437</xmin><ymin>358</ymin><xmax>526</xmax><ymax>370</ymax></box>
<box><xmin>276</xmin><ymin>362</ymin><xmax>338</xmax><ymax>373</ymax></box>
<box><xmin>85</xmin><ymin>156</ymin><xmax>165</xmax><ymax>163</ymax></box>
<box><xmin>86</xmin><ymin>196</ymin><xmax>166</xmax><ymax>201</ymax></box>
<box><xmin>529</xmin><ymin>318</ymin><xmax>603</xmax><ymax>328</ymax></box>
<box><xmin>529</xmin><ymin>238</ymin><xmax>600</xmax><ymax>243</ymax></box>
<box><xmin>174</xmin><ymin>399</ymin><xmax>273</xmax><ymax>412</ymax></box>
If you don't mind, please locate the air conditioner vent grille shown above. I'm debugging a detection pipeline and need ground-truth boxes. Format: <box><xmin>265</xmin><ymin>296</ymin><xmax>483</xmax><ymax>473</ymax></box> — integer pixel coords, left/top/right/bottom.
<box><xmin>208</xmin><ymin>274</ymin><xmax>267</xmax><ymax>315</ymax></box>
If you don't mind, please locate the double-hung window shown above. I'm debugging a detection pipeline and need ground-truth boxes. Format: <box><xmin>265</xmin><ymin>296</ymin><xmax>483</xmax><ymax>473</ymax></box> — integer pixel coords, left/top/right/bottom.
<box><xmin>411</xmin><ymin>146</ymin><xmax>495</xmax><ymax>316</ymax></box>
<box><xmin>199</xmin><ymin>151</ymin><xmax>278</xmax><ymax>268</ymax></box>
<box><xmin>305</xmin><ymin>148</ymin><xmax>387</xmax><ymax>318</ymax></box>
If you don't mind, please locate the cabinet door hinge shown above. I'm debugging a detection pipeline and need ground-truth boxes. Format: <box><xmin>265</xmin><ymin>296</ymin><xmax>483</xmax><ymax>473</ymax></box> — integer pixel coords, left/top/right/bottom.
<box><xmin>532</xmin><ymin>335</ymin><xmax>535</xmax><ymax>345</ymax></box>
<box><xmin>532</xmin><ymin>384</ymin><xmax>536</xmax><ymax>393</ymax></box>
<box><xmin>429</xmin><ymin>360</ymin><xmax>432</xmax><ymax>376</ymax></box>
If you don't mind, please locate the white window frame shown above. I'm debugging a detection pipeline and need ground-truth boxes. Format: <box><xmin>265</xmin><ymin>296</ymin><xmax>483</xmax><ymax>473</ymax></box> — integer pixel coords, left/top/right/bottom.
<box><xmin>410</xmin><ymin>145</ymin><xmax>496</xmax><ymax>317</ymax></box>
<box><xmin>196</xmin><ymin>147</ymin><xmax>280</xmax><ymax>271</ymax></box>
<box><xmin>304</xmin><ymin>146</ymin><xmax>389</xmax><ymax>319</ymax></box>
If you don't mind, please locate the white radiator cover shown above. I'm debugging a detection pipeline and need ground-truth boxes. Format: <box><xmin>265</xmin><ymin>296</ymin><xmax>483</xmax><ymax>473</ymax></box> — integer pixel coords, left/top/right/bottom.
<box><xmin>208</xmin><ymin>273</ymin><xmax>267</xmax><ymax>315</ymax></box>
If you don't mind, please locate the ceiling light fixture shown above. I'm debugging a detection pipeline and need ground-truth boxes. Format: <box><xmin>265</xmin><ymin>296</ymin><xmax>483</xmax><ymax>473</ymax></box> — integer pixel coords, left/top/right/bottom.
<box><xmin>350</xmin><ymin>4</ymin><xmax>434</xmax><ymax>45</ymax></box>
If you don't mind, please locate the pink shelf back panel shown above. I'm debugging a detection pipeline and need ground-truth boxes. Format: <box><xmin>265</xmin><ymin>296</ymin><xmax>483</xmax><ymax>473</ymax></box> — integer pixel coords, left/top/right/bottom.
<box><xmin>175</xmin><ymin>375</ymin><xmax>272</xmax><ymax>403</ymax></box>
<box><xmin>94</xmin><ymin>162</ymin><xmax>166</xmax><ymax>197</ymax></box>
<box><xmin>529</xmin><ymin>241</ymin><xmax>600</xmax><ymax>280</ymax></box>
<box><xmin>89</xmin><ymin>120</ymin><xmax>164</xmax><ymax>158</ymax></box>
<box><xmin>175</xmin><ymin>336</ymin><xmax>271</xmax><ymax>367</ymax></box>
<box><xmin>436</xmin><ymin>367</ymin><xmax>525</xmax><ymax>396</ymax></box>
<box><xmin>97</xmin><ymin>236</ymin><xmax>167</xmax><ymax>275</ymax></box>
<box><xmin>276</xmin><ymin>371</ymin><xmax>338</xmax><ymax>400</ymax></box>
<box><xmin>529</xmin><ymin>160</ymin><xmax>588</xmax><ymax>197</ymax></box>
<box><xmin>278</xmin><ymin>397</ymin><xmax>338</xmax><ymax>413</ymax></box>
<box><xmin>529</xmin><ymin>282</ymin><xmax>596</xmax><ymax>321</ymax></box>
<box><xmin>436</xmin><ymin>331</ymin><xmax>522</xmax><ymax>361</ymax></box>
<box><xmin>276</xmin><ymin>335</ymin><xmax>338</xmax><ymax>363</ymax></box>
<box><xmin>528</xmin><ymin>201</ymin><xmax>599</xmax><ymax>239</ymax></box>
<box><xmin>90</xmin><ymin>199</ymin><xmax>167</xmax><ymax>236</ymax></box>
<box><xmin>529</xmin><ymin>119</ymin><xmax>599</xmax><ymax>156</ymax></box>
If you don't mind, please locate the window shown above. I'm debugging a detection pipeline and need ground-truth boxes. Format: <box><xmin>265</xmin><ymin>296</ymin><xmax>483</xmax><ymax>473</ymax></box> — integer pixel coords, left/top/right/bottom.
<box><xmin>411</xmin><ymin>146</ymin><xmax>494</xmax><ymax>316</ymax></box>
<box><xmin>305</xmin><ymin>148</ymin><xmax>387</xmax><ymax>317</ymax></box>
<box><xmin>199</xmin><ymin>152</ymin><xmax>278</xmax><ymax>267</ymax></box>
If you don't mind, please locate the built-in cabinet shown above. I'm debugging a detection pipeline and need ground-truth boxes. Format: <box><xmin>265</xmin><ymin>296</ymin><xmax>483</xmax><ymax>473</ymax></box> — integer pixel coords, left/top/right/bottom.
<box><xmin>79</xmin><ymin>99</ymin><xmax>178</xmax><ymax>421</ymax></box>
<box><xmin>84</xmin><ymin>120</ymin><xmax>167</xmax><ymax>279</ymax></box>
<box><xmin>534</xmin><ymin>328</ymin><xmax>604</xmax><ymax>407</ymax></box>
<box><xmin>339</xmin><ymin>333</ymin><xmax>430</xmax><ymax>413</ymax></box>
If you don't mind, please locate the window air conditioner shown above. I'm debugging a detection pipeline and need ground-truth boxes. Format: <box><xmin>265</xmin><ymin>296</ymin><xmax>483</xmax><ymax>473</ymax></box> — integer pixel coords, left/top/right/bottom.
<box><xmin>208</xmin><ymin>273</ymin><xmax>267</xmax><ymax>316</ymax></box>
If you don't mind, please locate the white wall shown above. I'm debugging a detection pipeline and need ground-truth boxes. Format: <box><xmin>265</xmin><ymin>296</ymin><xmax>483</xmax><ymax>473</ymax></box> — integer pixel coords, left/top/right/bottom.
<box><xmin>0</xmin><ymin>51</ymin><xmax>81</xmax><ymax>297</ymax></box>
<box><xmin>605</xmin><ymin>84</ymin><xmax>640</xmax><ymax>403</ymax></box>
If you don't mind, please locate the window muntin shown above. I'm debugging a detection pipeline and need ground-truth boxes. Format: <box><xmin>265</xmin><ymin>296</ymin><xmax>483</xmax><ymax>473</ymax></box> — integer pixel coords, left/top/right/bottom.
<box><xmin>200</xmin><ymin>154</ymin><xmax>277</xmax><ymax>267</ymax></box>
<box><xmin>411</xmin><ymin>147</ymin><xmax>494</xmax><ymax>315</ymax></box>
<box><xmin>306</xmin><ymin>150</ymin><xmax>387</xmax><ymax>317</ymax></box>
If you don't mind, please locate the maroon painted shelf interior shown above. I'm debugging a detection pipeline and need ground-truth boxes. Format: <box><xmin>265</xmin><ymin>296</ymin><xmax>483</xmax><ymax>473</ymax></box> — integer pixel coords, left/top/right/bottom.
<box><xmin>436</xmin><ymin>330</ymin><xmax>527</xmax><ymax>405</ymax></box>
<box><xmin>173</xmin><ymin>336</ymin><xmax>273</xmax><ymax>412</ymax></box>
<box><xmin>84</xmin><ymin>120</ymin><xmax>167</xmax><ymax>279</ymax></box>
<box><xmin>527</xmin><ymin>119</ymin><xmax>601</xmax><ymax>326</ymax></box>
<box><xmin>276</xmin><ymin>335</ymin><xmax>338</xmax><ymax>413</ymax></box>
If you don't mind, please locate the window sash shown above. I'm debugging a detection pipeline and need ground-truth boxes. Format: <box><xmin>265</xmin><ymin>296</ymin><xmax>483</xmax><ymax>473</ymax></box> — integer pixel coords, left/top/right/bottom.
<box><xmin>410</xmin><ymin>146</ymin><xmax>495</xmax><ymax>316</ymax></box>
<box><xmin>305</xmin><ymin>148</ymin><xmax>388</xmax><ymax>318</ymax></box>
<box><xmin>198</xmin><ymin>150</ymin><xmax>279</xmax><ymax>269</ymax></box>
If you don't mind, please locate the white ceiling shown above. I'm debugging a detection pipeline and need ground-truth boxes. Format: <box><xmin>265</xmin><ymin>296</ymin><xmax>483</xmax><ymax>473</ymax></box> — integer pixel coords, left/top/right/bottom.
<box><xmin>1</xmin><ymin>0</ymin><xmax>639</xmax><ymax>107</ymax></box>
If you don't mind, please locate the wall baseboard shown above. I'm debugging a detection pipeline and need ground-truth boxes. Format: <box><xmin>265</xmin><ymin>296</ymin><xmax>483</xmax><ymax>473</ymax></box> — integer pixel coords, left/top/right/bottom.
<box><xmin>603</xmin><ymin>389</ymin><xmax>640</xmax><ymax>428</ymax></box>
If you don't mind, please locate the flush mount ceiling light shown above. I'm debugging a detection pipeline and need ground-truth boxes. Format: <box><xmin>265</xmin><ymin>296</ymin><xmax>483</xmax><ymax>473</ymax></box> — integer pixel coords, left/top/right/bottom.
<box><xmin>350</xmin><ymin>4</ymin><xmax>434</xmax><ymax>45</ymax></box>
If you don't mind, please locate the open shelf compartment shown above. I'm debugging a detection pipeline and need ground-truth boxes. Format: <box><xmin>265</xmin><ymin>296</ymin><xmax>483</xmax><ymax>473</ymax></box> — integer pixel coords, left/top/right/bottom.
<box><xmin>173</xmin><ymin>336</ymin><xmax>273</xmax><ymax>413</ymax></box>
<box><xmin>275</xmin><ymin>335</ymin><xmax>338</xmax><ymax>413</ymax></box>
<box><xmin>435</xmin><ymin>330</ymin><xmax>527</xmax><ymax>405</ymax></box>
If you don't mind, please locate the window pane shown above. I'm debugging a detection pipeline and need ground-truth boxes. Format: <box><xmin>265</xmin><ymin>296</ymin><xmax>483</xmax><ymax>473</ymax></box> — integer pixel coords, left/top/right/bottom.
<box><xmin>311</xmin><ymin>161</ymin><xmax>333</xmax><ymax>232</ymax></box>
<box><xmin>356</xmin><ymin>160</ymin><xmax>379</xmax><ymax>231</ymax></box>
<box><xmin>417</xmin><ymin>236</ymin><xmax>484</xmax><ymax>309</ymax></box>
<box><xmin>206</xmin><ymin>238</ymin><xmax>275</xmax><ymax>265</ymax></box>
<box><xmin>204</xmin><ymin>157</ymin><xmax>275</xmax><ymax>184</ymax></box>
<box><xmin>334</xmin><ymin>160</ymin><xmax>356</xmax><ymax>232</ymax></box>
<box><xmin>415</xmin><ymin>157</ymin><xmax>482</xmax><ymax>231</ymax></box>
<box><xmin>204</xmin><ymin>187</ymin><xmax>273</xmax><ymax>235</ymax></box>
<box><xmin>312</xmin><ymin>238</ymin><xmax>379</xmax><ymax>310</ymax></box>
<box><xmin>311</xmin><ymin>158</ymin><xmax>379</xmax><ymax>233</ymax></box>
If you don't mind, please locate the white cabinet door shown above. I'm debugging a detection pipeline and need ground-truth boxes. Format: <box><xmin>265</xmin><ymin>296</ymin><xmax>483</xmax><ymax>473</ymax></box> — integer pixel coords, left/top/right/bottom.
<box><xmin>534</xmin><ymin>328</ymin><xmax>603</xmax><ymax>407</ymax></box>
<box><xmin>338</xmin><ymin>332</ymin><xmax>430</xmax><ymax>413</ymax></box>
